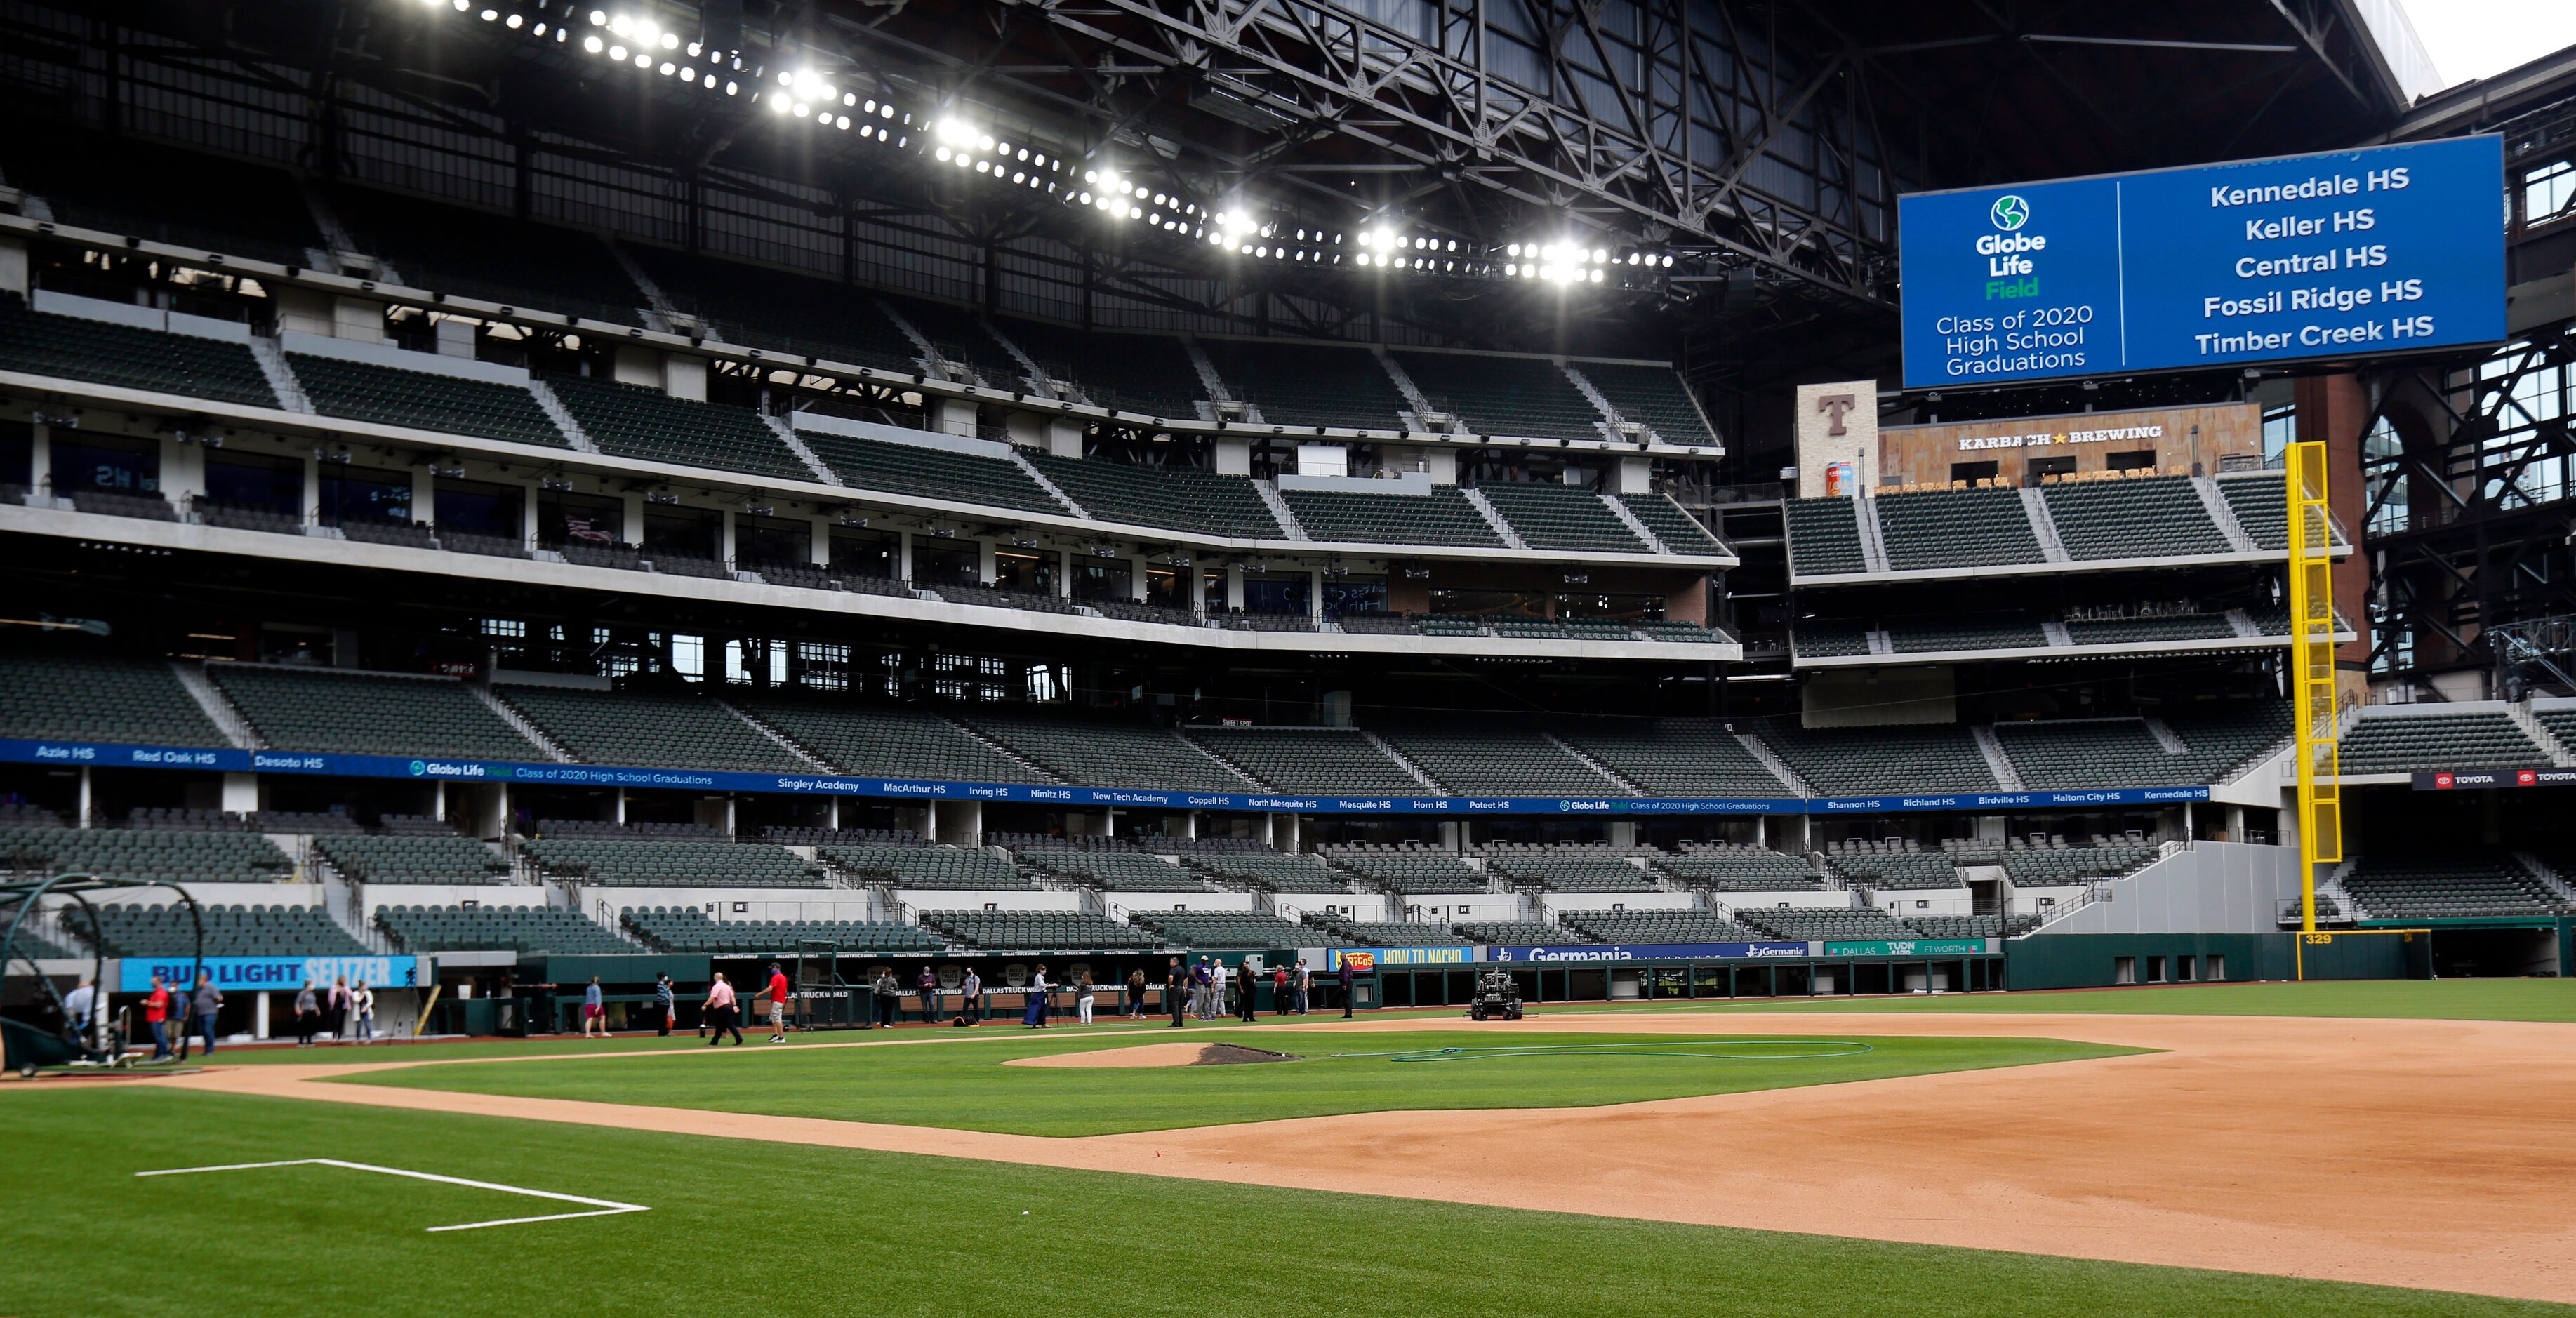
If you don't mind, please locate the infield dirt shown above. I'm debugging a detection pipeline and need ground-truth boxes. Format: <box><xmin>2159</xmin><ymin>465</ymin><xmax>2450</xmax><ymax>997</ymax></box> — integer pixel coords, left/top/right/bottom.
<box><xmin>120</xmin><ymin>1011</ymin><xmax>2576</xmax><ymax>1305</ymax></box>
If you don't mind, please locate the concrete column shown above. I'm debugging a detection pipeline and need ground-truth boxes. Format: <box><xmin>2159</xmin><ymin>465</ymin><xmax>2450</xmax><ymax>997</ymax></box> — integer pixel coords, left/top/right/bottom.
<box><xmin>1308</xmin><ymin>568</ymin><xmax>1324</xmax><ymax>622</ymax></box>
<box><xmin>825</xmin><ymin>797</ymin><xmax>840</xmax><ymax>831</ymax></box>
<box><xmin>77</xmin><ymin>766</ymin><xmax>91</xmax><ymax>828</ymax></box>
<box><xmin>2226</xmin><ymin>804</ymin><xmax>2245</xmax><ymax>842</ymax></box>
<box><xmin>934</xmin><ymin>397</ymin><xmax>977</xmax><ymax>438</ymax></box>
<box><xmin>1607</xmin><ymin>821</ymin><xmax>1638</xmax><ymax>848</ymax></box>
<box><xmin>1215</xmin><ymin>438</ymin><xmax>1252</xmax><ymax>475</ymax></box>
<box><xmin>220</xmin><ymin>772</ymin><xmax>260</xmax><ymax>816</ymax></box>
<box><xmin>521</xmin><ymin>481</ymin><xmax>541</xmax><ymax>545</ymax></box>
<box><xmin>620</xmin><ymin>493</ymin><xmax>645</xmax><ymax>546</ymax></box>
<box><xmin>2294</xmin><ymin>372</ymin><xmax>2374</xmax><ymax>677</ymax></box>
<box><xmin>979</xmin><ymin>540</ymin><xmax>999</xmax><ymax>585</ymax></box>
<box><xmin>1607</xmin><ymin>455</ymin><xmax>1653</xmax><ymax>494</ymax></box>
<box><xmin>1004</xmin><ymin>410</ymin><xmax>1044</xmax><ymax>448</ymax></box>
<box><xmin>161</xmin><ymin>437</ymin><xmax>206</xmax><ymax>509</ymax></box>
<box><xmin>303</xmin><ymin>453</ymin><xmax>322</xmax><ymax>526</ymax></box>
<box><xmin>1226</xmin><ymin>563</ymin><xmax>1244</xmax><ymax>612</ymax></box>
<box><xmin>1176</xmin><ymin>812</ymin><xmax>1199</xmax><ymax>840</ymax></box>
<box><xmin>434</xmin><ymin>317</ymin><xmax>475</xmax><ymax>358</ymax></box>
<box><xmin>1129</xmin><ymin>555</ymin><xmax>1150</xmax><ymax>601</ymax></box>
<box><xmin>29</xmin><ymin>422</ymin><xmax>49</xmax><ymax>495</ymax></box>
<box><xmin>663</xmin><ymin>352</ymin><xmax>708</xmax><ymax>402</ymax></box>
<box><xmin>254</xmin><ymin>991</ymin><xmax>270</xmax><ymax>1040</ymax></box>
<box><xmin>810</xmin><ymin>518</ymin><xmax>830</xmax><ymax>566</ymax></box>
<box><xmin>411</xmin><ymin>466</ymin><xmax>434</xmax><ymax>527</ymax></box>
<box><xmin>0</xmin><ymin>234</ymin><xmax>27</xmax><ymax>298</ymax></box>
<box><xmin>1044</xmin><ymin>418</ymin><xmax>1083</xmax><ymax>458</ymax></box>
<box><xmin>1058</xmin><ymin>550</ymin><xmax>1075</xmax><ymax>597</ymax></box>
<box><xmin>719</xmin><ymin>510</ymin><xmax>737</xmax><ymax>565</ymax></box>
<box><xmin>331</xmin><ymin>296</ymin><xmax>385</xmax><ymax>343</ymax></box>
<box><xmin>614</xmin><ymin>790</ymin><xmax>628</xmax><ymax>825</ymax></box>
<box><xmin>434</xmin><ymin>782</ymin><xmax>447</xmax><ymax>823</ymax></box>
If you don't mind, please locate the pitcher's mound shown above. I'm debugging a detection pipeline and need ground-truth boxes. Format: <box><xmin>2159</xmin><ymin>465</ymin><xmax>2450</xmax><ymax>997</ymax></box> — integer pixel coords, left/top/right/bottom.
<box><xmin>1006</xmin><ymin>1041</ymin><xmax>1302</xmax><ymax>1069</ymax></box>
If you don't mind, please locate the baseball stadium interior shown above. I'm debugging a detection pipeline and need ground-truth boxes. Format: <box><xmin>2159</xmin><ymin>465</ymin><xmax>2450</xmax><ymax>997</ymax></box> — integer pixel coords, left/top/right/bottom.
<box><xmin>3</xmin><ymin>0</ymin><xmax>2574</xmax><ymax>1043</ymax></box>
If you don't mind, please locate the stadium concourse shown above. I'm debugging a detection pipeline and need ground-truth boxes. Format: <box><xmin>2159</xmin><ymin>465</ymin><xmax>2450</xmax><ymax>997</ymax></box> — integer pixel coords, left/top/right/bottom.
<box><xmin>6</xmin><ymin>0</ymin><xmax>2576</xmax><ymax>1311</ymax></box>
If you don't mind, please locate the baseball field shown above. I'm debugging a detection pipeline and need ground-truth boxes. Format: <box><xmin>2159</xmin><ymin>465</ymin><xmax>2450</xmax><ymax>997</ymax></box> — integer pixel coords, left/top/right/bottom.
<box><xmin>6</xmin><ymin>980</ymin><xmax>2573</xmax><ymax>1316</ymax></box>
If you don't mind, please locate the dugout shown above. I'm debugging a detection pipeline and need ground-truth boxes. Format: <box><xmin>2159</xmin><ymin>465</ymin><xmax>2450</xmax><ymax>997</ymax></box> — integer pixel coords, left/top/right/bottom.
<box><xmin>1373</xmin><ymin>952</ymin><xmax>2006</xmax><ymax>1006</ymax></box>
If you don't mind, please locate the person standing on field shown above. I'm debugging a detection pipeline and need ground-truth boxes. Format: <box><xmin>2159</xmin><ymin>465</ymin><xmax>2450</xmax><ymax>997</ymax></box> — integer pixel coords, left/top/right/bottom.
<box><xmin>350</xmin><ymin>981</ymin><xmax>375</xmax><ymax>1045</ymax></box>
<box><xmin>916</xmin><ymin>964</ymin><xmax>942</xmax><ymax>1025</ymax></box>
<box><xmin>1075</xmin><ymin>969</ymin><xmax>1096</xmax><ymax>1025</ymax></box>
<box><xmin>703</xmin><ymin>972</ymin><xmax>742</xmax><ymax>1046</ymax></box>
<box><xmin>871</xmin><ymin>967</ymin><xmax>901</xmax><ymax>1028</ymax></box>
<box><xmin>1164</xmin><ymin>957</ymin><xmax>1187</xmax><ymax>1029</ymax></box>
<box><xmin>1125</xmin><ymin>966</ymin><xmax>1146</xmax><ymax>1019</ymax></box>
<box><xmin>1297</xmin><ymin>959</ymin><xmax>1315</xmax><ymax>1015</ymax></box>
<box><xmin>582</xmin><ymin>975</ymin><xmax>607</xmax><ymax>1038</ymax></box>
<box><xmin>1021</xmin><ymin>964</ymin><xmax>1051</xmax><ymax>1028</ymax></box>
<box><xmin>293</xmin><ymin>980</ymin><xmax>320</xmax><ymax>1047</ymax></box>
<box><xmin>765</xmin><ymin>961</ymin><xmax>792</xmax><ymax>1043</ymax></box>
<box><xmin>960</xmin><ymin>967</ymin><xmax>983</xmax><ymax>1025</ymax></box>
<box><xmin>1272</xmin><ymin>964</ymin><xmax>1290</xmax><ymax>1018</ymax></box>
<box><xmin>1339</xmin><ymin>958</ymin><xmax>1355</xmax><ymax>1018</ymax></box>
<box><xmin>142</xmin><ymin>972</ymin><xmax>173</xmax><ymax>1060</ymax></box>
<box><xmin>1237</xmin><ymin>964</ymin><xmax>1258</xmax><ymax>1022</ymax></box>
<box><xmin>654</xmin><ymin>973</ymin><xmax>675</xmax><ymax>1037</ymax></box>
<box><xmin>191</xmin><ymin>971</ymin><xmax>223</xmax><ymax>1056</ymax></box>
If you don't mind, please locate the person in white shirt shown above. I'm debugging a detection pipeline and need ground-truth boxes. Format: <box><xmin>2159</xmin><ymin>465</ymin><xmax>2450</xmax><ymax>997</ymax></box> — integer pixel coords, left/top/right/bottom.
<box><xmin>60</xmin><ymin>978</ymin><xmax>102</xmax><ymax>1052</ymax></box>
<box><xmin>1208</xmin><ymin>960</ymin><xmax>1228</xmax><ymax>1022</ymax></box>
<box><xmin>348</xmin><ymin>982</ymin><xmax>376</xmax><ymax>1044</ymax></box>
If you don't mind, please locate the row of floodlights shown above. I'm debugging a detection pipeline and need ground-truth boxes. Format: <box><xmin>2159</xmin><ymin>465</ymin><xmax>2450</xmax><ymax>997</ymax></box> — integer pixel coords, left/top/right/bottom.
<box><xmin>434</xmin><ymin>4</ymin><xmax>1675</xmax><ymax>283</ymax></box>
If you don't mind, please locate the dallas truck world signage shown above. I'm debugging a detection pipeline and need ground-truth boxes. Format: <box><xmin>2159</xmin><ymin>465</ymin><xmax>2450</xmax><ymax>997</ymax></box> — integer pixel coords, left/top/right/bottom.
<box><xmin>1899</xmin><ymin>137</ymin><xmax>2505</xmax><ymax>388</ymax></box>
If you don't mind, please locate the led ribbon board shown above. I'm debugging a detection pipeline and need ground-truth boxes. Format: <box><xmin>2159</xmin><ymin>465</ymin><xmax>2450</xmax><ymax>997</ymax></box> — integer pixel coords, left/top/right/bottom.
<box><xmin>1899</xmin><ymin>137</ymin><xmax>2506</xmax><ymax>388</ymax></box>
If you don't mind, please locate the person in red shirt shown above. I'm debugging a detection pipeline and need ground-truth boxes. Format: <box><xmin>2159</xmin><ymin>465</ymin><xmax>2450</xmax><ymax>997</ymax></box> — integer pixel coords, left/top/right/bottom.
<box><xmin>764</xmin><ymin>962</ymin><xmax>792</xmax><ymax>1044</ymax></box>
<box><xmin>142</xmin><ymin>972</ymin><xmax>173</xmax><ymax>1060</ymax></box>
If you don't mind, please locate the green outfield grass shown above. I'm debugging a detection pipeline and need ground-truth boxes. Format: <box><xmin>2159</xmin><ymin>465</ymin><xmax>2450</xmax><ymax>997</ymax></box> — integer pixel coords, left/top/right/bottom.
<box><xmin>345</xmin><ymin>1030</ymin><xmax>2139</xmax><ymax>1136</ymax></box>
<box><xmin>1</xmin><ymin>1088</ymin><xmax>2559</xmax><ymax>1318</ymax></box>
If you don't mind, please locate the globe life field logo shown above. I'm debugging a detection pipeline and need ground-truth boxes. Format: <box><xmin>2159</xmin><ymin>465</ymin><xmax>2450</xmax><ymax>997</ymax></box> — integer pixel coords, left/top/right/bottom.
<box><xmin>1977</xmin><ymin>192</ymin><xmax>2043</xmax><ymax>300</ymax></box>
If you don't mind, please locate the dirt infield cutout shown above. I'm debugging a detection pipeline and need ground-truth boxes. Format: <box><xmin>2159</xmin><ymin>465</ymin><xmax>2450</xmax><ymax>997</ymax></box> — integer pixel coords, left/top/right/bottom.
<box><xmin>1005</xmin><ymin>1041</ymin><xmax>1301</xmax><ymax>1068</ymax></box>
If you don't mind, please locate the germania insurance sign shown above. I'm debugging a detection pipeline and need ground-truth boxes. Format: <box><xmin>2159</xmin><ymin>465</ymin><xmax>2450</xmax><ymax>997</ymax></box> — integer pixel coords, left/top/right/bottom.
<box><xmin>1898</xmin><ymin>136</ymin><xmax>2504</xmax><ymax>388</ymax></box>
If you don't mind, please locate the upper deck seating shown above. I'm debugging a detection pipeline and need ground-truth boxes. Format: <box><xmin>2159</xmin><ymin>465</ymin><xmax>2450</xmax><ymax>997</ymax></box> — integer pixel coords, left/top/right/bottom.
<box><xmin>1282</xmin><ymin>486</ymin><xmax>1506</xmax><ymax>548</ymax></box>
<box><xmin>1783</xmin><ymin>498</ymin><xmax>1866</xmax><ymax>575</ymax></box>
<box><xmin>1875</xmin><ymin>488</ymin><xmax>2043</xmax><ymax>571</ymax></box>
<box><xmin>1474</xmin><ymin>482</ymin><xmax>1648</xmax><ymax>552</ymax></box>
<box><xmin>0</xmin><ymin>646</ymin><xmax>227</xmax><ymax>747</ymax></box>
<box><xmin>2044</xmin><ymin>477</ymin><xmax>2230</xmax><ymax>559</ymax></box>
<box><xmin>800</xmin><ymin>430</ymin><xmax>1066</xmax><ymax>514</ymax></box>
<box><xmin>1025</xmin><ymin>452</ymin><xmax>1284</xmax><ymax>538</ymax></box>
<box><xmin>541</xmin><ymin>374</ymin><xmax>814</xmax><ymax>482</ymax></box>
<box><xmin>210</xmin><ymin>665</ymin><xmax>541</xmax><ymax>760</ymax></box>
<box><xmin>1186</xmin><ymin>727</ymin><xmax>1425</xmax><ymax>795</ymax></box>
<box><xmin>1204</xmin><ymin>340</ymin><xmax>1407</xmax><ymax>431</ymax></box>
<box><xmin>497</xmin><ymin>685</ymin><xmax>809</xmax><ymax>772</ymax></box>
<box><xmin>1757</xmin><ymin>724</ymin><xmax>1998</xmax><ymax>796</ymax></box>
<box><xmin>288</xmin><ymin>353</ymin><xmax>569</xmax><ymax>449</ymax></box>
<box><xmin>1394</xmin><ymin>351</ymin><xmax>1604</xmax><ymax>441</ymax></box>
<box><xmin>1577</xmin><ymin>361</ymin><xmax>1718</xmax><ymax>446</ymax></box>
<box><xmin>2338</xmin><ymin>712</ymin><xmax>2543</xmax><ymax>774</ymax></box>
<box><xmin>737</xmin><ymin>698</ymin><xmax>1054</xmax><ymax>784</ymax></box>
<box><xmin>0</xmin><ymin>294</ymin><xmax>276</xmax><ymax>408</ymax></box>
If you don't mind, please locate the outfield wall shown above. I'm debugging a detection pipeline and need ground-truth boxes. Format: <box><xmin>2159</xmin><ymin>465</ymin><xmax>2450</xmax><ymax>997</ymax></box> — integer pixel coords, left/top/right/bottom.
<box><xmin>2006</xmin><ymin>931</ymin><xmax>2416</xmax><ymax>989</ymax></box>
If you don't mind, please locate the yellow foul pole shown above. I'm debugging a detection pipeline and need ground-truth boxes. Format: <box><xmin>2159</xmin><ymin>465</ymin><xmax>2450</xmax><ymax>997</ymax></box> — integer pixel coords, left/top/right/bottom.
<box><xmin>2285</xmin><ymin>441</ymin><xmax>2342</xmax><ymax>944</ymax></box>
